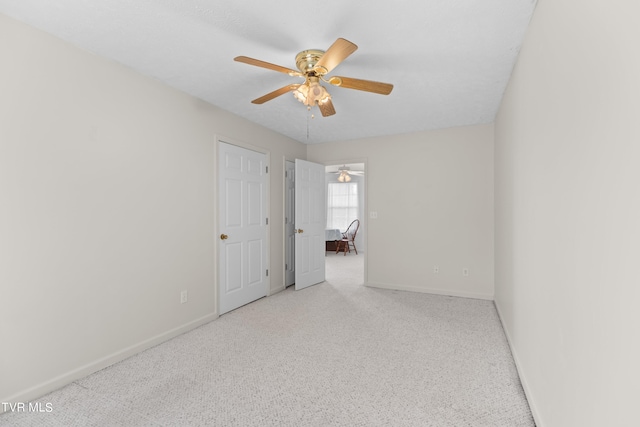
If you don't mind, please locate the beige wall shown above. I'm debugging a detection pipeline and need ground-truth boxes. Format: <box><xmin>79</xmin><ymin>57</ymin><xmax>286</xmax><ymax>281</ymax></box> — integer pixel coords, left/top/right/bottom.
<box><xmin>494</xmin><ymin>1</ymin><xmax>640</xmax><ymax>426</ymax></box>
<box><xmin>0</xmin><ymin>14</ymin><xmax>305</xmax><ymax>404</ymax></box>
<box><xmin>308</xmin><ymin>125</ymin><xmax>494</xmax><ymax>299</ymax></box>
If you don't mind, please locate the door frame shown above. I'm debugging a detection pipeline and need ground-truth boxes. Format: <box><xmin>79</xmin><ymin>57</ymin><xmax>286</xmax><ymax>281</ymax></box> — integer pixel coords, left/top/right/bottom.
<box><xmin>215</xmin><ymin>135</ymin><xmax>271</xmax><ymax>316</ymax></box>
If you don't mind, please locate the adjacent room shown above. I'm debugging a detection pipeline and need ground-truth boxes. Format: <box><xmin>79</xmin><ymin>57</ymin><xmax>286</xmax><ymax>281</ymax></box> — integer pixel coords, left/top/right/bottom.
<box><xmin>1</xmin><ymin>1</ymin><xmax>639</xmax><ymax>426</ymax></box>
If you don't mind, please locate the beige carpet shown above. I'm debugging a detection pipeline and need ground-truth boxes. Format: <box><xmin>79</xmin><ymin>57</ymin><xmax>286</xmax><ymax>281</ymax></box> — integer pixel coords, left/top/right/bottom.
<box><xmin>0</xmin><ymin>253</ymin><xmax>534</xmax><ymax>426</ymax></box>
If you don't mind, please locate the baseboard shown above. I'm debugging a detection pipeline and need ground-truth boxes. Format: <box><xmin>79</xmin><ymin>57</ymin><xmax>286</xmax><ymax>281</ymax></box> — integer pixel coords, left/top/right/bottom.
<box><xmin>0</xmin><ymin>312</ymin><xmax>218</xmax><ymax>411</ymax></box>
<box><xmin>494</xmin><ymin>300</ymin><xmax>544</xmax><ymax>427</ymax></box>
<box><xmin>365</xmin><ymin>281</ymin><xmax>494</xmax><ymax>301</ymax></box>
<box><xmin>269</xmin><ymin>285</ymin><xmax>286</xmax><ymax>296</ymax></box>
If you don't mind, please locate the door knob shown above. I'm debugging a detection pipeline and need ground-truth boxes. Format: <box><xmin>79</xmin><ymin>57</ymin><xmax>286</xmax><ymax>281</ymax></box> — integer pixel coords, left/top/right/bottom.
<box><xmin>220</xmin><ymin>233</ymin><xmax>228</xmax><ymax>240</ymax></box>
<box><xmin>297</xmin><ymin>229</ymin><xmax>304</xmax><ymax>234</ymax></box>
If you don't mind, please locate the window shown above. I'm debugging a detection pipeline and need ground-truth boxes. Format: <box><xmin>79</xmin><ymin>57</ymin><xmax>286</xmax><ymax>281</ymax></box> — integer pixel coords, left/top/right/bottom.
<box><xmin>327</xmin><ymin>182</ymin><xmax>358</xmax><ymax>231</ymax></box>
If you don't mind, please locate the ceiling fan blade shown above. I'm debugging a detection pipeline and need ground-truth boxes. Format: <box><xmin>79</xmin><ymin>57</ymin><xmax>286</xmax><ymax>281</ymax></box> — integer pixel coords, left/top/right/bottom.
<box><xmin>328</xmin><ymin>76</ymin><xmax>394</xmax><ymax>95</ymax></box>
<box><xmin>234</xmin><ymin>56</ymin><xmax>301</xmax><ymax>76</ymax></box>
<box><xmin>313</xmin><ymin>38</ymin><xmax>358</xmax><ymax>75</ymax></box>
<box><xmin>251</xmin><ymin>84</ymin><xmax>301</xmax><ymax>104</ymax></box>
<box><xmin>318</xmin><ymin>98</ymin><xmax>336</xmax><ymax>117</ymax></box>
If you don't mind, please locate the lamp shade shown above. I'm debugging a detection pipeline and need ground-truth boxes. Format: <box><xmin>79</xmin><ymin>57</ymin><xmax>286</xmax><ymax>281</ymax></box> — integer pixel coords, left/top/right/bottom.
<box><xmin>293</xmin><ymin>77</ymin><xmax>331</xmax><ymax>107</ymax></box>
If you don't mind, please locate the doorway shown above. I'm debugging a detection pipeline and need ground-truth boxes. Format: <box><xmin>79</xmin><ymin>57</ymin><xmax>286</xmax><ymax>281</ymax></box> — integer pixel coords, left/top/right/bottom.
<box><xmin>284</xmin><ymin>161</ymin><xmax>366</xmax><ymax>288</ymax></box>
<box><xmin>324</xmin><ymin>163</ymin><xmax>366</xmax><ymax>284</ymax></box>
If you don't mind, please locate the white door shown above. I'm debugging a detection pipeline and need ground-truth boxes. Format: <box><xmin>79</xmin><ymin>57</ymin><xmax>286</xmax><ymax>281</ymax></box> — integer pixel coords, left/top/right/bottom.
<box><xmin>218</xmin><ymin>142</ymin><xmax>268</xmax><ymax>315</ymax></box>
<box><xmin>294</xmin><ymin>159</ymin><xmax>326</xmax><ymax>290</ymax></box>
<box><xmin>285</xmin><ymin>160</ymin><xmax>295</xmax><ymax>287</ymax></box>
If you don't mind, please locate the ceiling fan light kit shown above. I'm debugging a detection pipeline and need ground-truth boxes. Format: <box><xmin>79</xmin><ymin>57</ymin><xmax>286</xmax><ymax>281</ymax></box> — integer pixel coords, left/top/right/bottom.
<box><xmin>292</xmin><ymin>76</ymin><xmax>331</xmax><ymax>108</ymax></box>
<box><xmin>337</xmin><ymin>170</ymin><xmax>352</xmax><ymax>182</ymax></box>
<box><xmin>234</xmin><ymin>38</ymin><xmax>393</xmax><ymax>118</ymax></box>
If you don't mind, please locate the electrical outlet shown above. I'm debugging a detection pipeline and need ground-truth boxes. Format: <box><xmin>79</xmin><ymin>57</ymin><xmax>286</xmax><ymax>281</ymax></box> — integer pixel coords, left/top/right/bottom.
<box><xmin>369</xmin><ymin>211</ymin><xmax>378</xmax><ymax>219</ymax></box>
<box><xmin>462</xmin><ymin>268</ymin><xmax>469</xmax><ymax>276</ymax></box>
<box><xmin>180</xmin><ymin>290</ymin><xmax>188</xmax><ymax>304</ymax></box>
<box><xmin>433</xmin><ymin>266</ymin><xmax>439</xmax><ymax>273</ymax></box>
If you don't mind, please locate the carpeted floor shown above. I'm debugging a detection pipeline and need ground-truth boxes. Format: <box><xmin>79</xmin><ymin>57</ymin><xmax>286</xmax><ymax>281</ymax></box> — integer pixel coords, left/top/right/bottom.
<box><xmin>0</xmin><ymin>253</ymin><xmax>534</xmax><ymax>426</ymax></box>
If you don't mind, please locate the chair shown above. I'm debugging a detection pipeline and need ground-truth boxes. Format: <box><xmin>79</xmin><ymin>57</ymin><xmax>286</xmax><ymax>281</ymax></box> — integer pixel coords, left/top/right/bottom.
<box><xmin>336</xmin><ymin>219</ymin><xmax>360</xmax><ymax>256</ymax></box>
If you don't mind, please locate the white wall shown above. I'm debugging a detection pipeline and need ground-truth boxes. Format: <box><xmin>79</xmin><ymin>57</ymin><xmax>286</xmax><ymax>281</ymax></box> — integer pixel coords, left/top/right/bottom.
<box><xmin>309</xmin><ymin>125</ymin><xmax>494</xmax><ymax>299</ymax></box>
<box><xmin>494</xmin><ymin>1</ymin><xmax>640</xmax><ymax>426</ymax></box>
<box><xmin>0</xmin><ymin>13</ymin><xmax>305</xmax><ymax>405</ymax></box>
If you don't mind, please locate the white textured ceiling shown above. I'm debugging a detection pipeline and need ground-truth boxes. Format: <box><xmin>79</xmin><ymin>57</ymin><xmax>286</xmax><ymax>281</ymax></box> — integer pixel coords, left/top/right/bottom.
<box><xmin>0</xmin><ymin>0</ymin><xmax>536</xmax><ymax>144</ymax></box>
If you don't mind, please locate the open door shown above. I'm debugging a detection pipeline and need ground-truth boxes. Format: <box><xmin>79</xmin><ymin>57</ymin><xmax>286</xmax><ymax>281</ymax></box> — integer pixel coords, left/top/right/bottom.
<box><xmin>294</xmin><ymin>159</ymin><xmax>326</xmax><ymax>290</ymax></box>
<box><xmin>284</xmin><ymin>160</ymin><xmax>295</xmax><ymax>287</ymax></box>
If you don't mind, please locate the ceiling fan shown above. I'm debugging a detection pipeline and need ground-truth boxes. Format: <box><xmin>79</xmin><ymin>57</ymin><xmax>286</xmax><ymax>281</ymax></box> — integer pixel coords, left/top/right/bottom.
<box><xmin>234</xmin><ymin>38</ymin><xmax>394</xmax><ymax>117</ymax></box>
<box><xmin>333</xmin><ymin>165</ymin><xmax>364</xmax><ymax>182</ymax></box>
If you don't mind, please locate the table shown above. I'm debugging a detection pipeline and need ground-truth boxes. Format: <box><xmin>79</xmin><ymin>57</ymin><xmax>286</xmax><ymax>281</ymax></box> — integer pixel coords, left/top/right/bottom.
<box><xmin>325</xmin><ymin>229</ymin><xmax>342</xmax><ymax>251</ymax></box>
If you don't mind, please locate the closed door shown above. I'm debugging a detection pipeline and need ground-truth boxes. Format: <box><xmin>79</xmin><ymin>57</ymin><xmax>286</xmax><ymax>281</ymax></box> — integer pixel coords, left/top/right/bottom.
<box><xmin>218</xmin><ymin>142</ymin><xmax>268</xmax><ymax>314</ymax></box>
<box><xmin>294</xmin><ymin>159</ymin><xmax>326</xmax><ymax>290</ymax></box>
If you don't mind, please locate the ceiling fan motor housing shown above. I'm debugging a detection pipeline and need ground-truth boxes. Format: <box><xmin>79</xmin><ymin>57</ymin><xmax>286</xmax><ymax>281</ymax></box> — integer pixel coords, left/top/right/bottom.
<box><xmin>295</xmin><ymin>49</ymin><xmax>326</xmax><ymax>75</ymax></box>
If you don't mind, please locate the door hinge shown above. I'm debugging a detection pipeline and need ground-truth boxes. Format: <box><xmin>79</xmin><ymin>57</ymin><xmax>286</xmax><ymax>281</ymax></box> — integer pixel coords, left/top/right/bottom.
<box><xmin>266</xmin><ymin>166</ymin><xmax>269</xmax><ymax>173</ymax></box>
<box><xmin>266</xmin><ymin>269</ymin><xmax>269</xmax><ymax>277</ymax></box>
<box><xmin>285</xmin><ymin>263</ymin><xmax>288</xmax><ymax>270</ymax></box>
<box><xmin>285</xmin><ymin>171</ymin><xmax>288</xmax><ymax>178</ymax></box>
<box><xmin>266</xmin><ymin>218</ymin><xmax>269</xmax><ymax>225</ymax></box>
